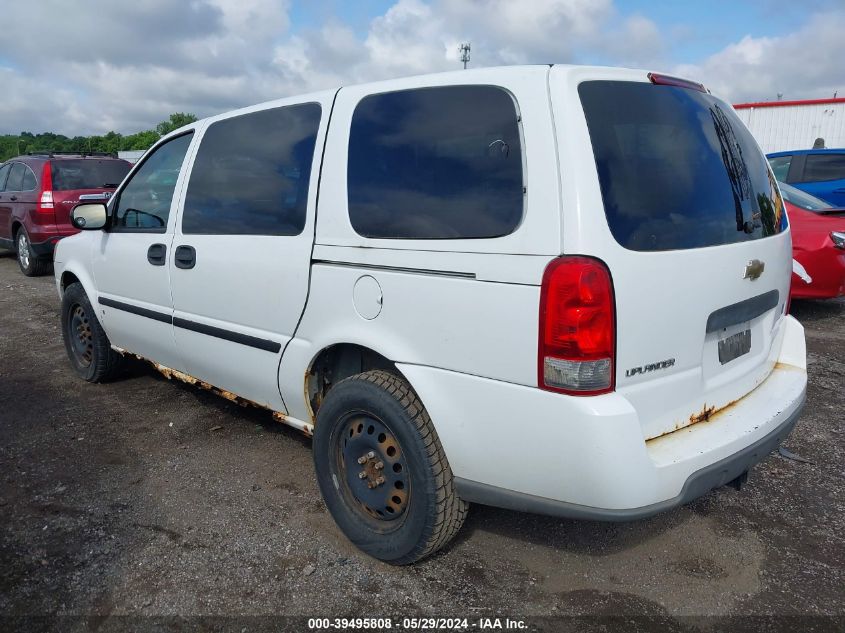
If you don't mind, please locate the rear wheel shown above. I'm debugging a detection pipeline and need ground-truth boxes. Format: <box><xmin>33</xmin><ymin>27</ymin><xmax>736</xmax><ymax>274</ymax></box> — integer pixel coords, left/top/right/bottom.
<box><xmin>61</xmin><ymin>282</ymin><xmax>124</xmax><ymax>382</ymax></box>
<box><xmin>313</xmin><ymin>370</ymin><xmax>467</xmax><ymax>564</ymax></box>
<box><xmin>16</xmin><ymin>228</ymin><xmax>51</xmax><ymax>277</ymax></box>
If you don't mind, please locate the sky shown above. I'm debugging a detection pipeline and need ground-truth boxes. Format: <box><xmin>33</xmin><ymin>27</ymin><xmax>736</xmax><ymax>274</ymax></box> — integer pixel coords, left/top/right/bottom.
<box><xmin>1</xmin><ymin>0</ymin><xmax>843</xmax><ymax>136</ymax></box>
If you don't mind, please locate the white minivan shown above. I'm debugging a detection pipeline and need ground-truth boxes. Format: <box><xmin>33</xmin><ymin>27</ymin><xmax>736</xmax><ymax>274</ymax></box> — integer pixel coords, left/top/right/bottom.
<box><xmin>55</xmin><ymin>65</ymin><xmax>807</xmax><ymax>564</ymax></box>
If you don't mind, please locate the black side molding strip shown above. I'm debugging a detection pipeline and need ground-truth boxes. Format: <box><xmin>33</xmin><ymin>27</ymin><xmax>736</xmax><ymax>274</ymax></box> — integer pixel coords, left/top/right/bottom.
<box><xmin>98</xmin><ymin>297</ymin><xmax>281</xmax><ymax>353</ymax></box>
<box><xmin>173</xmin><ymin>317</ymin><xmax>281</xmax><ymax>353</ymax></box>
<box><xmin>706</xmin><ymin>289</ymin><xmax>780</xmax><ymax>333</ymax></box>
<box><xmin>312</xmin><ymin>259</ymin><xmax>476</xmax><ymax>280</ymax></box>
<box><xmin>98</xmin><ymin>297</ymin><xmax>172</xmax><ymax>324</ymax></box>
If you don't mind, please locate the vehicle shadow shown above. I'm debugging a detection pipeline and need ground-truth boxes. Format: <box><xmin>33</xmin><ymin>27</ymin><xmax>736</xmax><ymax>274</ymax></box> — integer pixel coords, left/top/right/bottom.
<box><xmin>449</xmin><ymin>496</ymin><xmax>695</xmax><ymax>558</ymax></box>
<box><xmin>789</xmin><ymin>297</ymin><xmax>845</xmax><ymax>322</ymax></box>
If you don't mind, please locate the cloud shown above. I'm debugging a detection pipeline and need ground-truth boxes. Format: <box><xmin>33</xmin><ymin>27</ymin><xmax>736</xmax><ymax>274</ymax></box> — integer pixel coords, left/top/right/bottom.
<box><xmin>0</xmin><ymin>1</ymin><xmax>841</xmax><ymax>135</ymax></box>
<box><xmin>673</xmin><ymin>11</ymin><xmax>845</xmax><ymax>102</ymax></box>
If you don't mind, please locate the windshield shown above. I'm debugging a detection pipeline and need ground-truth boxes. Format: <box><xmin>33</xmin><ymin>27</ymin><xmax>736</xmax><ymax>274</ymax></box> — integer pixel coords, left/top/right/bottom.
<box><xmin>778</xmin><ymin>181</ymin><xmax>834</xmax><ymax>211</ymax></box>
<box><xmin>579</xmin><ymin>80</ymin><xmax>787</xmax><ymax>251</ymax></box>
<box><xmin>51</xmin><ymin>159</ymin><xmax>131</xmax><ymax>191</ymax></box>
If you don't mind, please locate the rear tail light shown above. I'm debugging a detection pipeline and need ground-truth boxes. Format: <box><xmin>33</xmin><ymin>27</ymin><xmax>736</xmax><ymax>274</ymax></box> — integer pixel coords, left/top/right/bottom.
<box><xmin>35</xmin><ymin>162</ymin><xmax>55</xmax><ymax>220</ymax></box>
<box><xmin>832</xmin><ymin>231</ymin><xmax>845</xmax><ymax>250</ymax></box>
<box><xmin>538</xmin><ymin>256</ymin><xmax>616</xmax><ymax>395</ymax></box>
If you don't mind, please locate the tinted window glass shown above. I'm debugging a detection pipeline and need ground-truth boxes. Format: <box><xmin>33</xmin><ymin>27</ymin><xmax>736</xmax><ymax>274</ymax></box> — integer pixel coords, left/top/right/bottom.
<box><xmin>21</xmin><ymin>165</ymin><xmax>36</xmax><ymax>191</ymax></box>
<box><xmin>347</xmin><ymin>85</ymin><xmax>524</xmax><ymax>239</ymax></box>
<box><xmin>768</xmin><ymin>155</ymin><xmax>792</xmax><ymax>181</ymax></box>
<box><xmin>51</xmin><ymin>159</ymin><xmax>131</xmax><ymax>191</ymax></box>
<box><xmin>801</xmin><ymin>153</ymin><xmax>845</xmax><ymax>182</ymax></box>
<box><xmin>114</xmin><ymin>133</ymin><xmax>193</xmax><ymax>231</ymax></box>
<box><xmin>580</xmin><ymin>81</ymin><xmax>786</xmax><ymax>251</ymax></box>
<box><xmin>182</xmin><ymin>103</ymin><xmax>321</xmax><ymax>235</ymax></box>
<box><xmin>0</xmin><ymin>164</ymin><xmax>11</xmax><ymax>191</ymax></box>
<box><xmin>6</xmin><ymin>163</ymin><xmax>25</xmax><ymax>192</ymax></box>
<box><xmin>778</xmin><ymin>182</ymin><xmax>834</xmax><ymax>211</ymax></box>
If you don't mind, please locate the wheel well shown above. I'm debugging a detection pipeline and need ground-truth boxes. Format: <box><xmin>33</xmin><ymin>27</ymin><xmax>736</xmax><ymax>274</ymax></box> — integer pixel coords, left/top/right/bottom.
<box><xmin>11</xmin><ymin>221</ymin><xmax>22</xmax><ymax>242</ymax></box>
<box><xmin>60</xmin><ymin>271</ymin><xmax>81</xmax><ymax>294</ymax></box>
<box><xmin>306</xmin><ymin>344</ymin><xmax>401</xmax><ymax>419</ymax></box>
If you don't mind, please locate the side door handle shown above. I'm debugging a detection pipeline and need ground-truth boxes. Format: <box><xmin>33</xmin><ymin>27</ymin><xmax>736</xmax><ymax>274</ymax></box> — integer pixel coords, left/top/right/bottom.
<box><xmin>174</xmin><ymin>245</ymin><xmax>196</xmax><ymax>269</ymax></box>
<box><xmin>147</xmin><ymin>243</ymin><xmax>167</xmax><ymax>266</ymax></box>
<box><xmin>9</xmin><ymin>195</ymin><xmax>17</xmax><ymax>201</ymax></box>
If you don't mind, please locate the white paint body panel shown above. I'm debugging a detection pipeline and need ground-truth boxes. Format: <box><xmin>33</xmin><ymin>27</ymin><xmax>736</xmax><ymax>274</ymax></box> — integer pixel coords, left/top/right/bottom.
<box><xmin>54</xmin><ymin>65</ymin><xmax>808</xmax><ymax>515</ymax></box>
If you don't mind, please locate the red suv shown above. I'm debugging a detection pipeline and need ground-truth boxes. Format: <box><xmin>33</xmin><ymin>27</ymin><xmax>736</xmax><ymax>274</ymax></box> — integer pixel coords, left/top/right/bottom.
<box><xmin>0</xmin><ymin>153</ymin><xmax>132</xmax><ymax>276</ymax></box>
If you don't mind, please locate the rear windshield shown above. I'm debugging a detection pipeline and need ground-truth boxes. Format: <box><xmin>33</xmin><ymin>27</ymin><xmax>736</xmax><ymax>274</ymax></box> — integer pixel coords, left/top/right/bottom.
<box><xmin>778</xmin><ymin>181</ymin><xmax>833</xmax><ymax>212</ymax></box>
<box><xmin>579</xmin><ymin>81</ymin><xmax>787</xmax><ymax>252</ymax></box>
<box><xmin>50</xmin><ymin>159</ymin><xmax>131</xmax><ymax>191</ymax></box>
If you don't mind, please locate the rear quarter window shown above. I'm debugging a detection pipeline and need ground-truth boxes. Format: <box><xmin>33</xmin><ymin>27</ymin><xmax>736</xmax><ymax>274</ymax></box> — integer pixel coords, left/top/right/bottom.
<box><xmin>579</xmin><ymin>80</ymin><xmax>786</xmax><ymax>252</ymax></box>
<box><xmin>347</xmin><ymin>85</ymin><xmax>524</xmax><ymax>239</ymax></box>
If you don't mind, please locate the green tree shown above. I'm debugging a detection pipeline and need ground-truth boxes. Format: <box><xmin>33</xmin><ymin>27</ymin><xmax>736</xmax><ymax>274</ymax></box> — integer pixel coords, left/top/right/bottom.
<box><xmin>155</xmin><ymin>113</ymin><xmax>197</xmax><ymax>137</ymax></box>
<box><xmin>0</xmin><ymin>113</ymin><xmax>196</xmax><ymax>161</ymax></box>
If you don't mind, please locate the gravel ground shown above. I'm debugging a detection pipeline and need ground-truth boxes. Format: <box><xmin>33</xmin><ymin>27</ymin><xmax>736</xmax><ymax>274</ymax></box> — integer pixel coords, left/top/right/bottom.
<box><xmin>0</xmin><ymin>251</ymin><xmax>843</xmax><ymax>631</ymax></box>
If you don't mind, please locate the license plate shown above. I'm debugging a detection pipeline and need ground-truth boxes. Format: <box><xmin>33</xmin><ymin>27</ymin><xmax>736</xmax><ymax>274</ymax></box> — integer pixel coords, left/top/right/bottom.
<box><xmin>718</xmin><ymin>329</ymin><xmax>751</xmax><ymax>364</ymax></box>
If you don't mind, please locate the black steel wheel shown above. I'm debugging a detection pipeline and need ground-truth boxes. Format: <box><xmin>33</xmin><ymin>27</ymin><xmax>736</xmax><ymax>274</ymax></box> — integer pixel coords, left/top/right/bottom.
<box><xmin>67</xmin><ymin>303</ymin><xmax>95</xmax><ymax>368</ymax></box>
<box><xmin>338</xmin><ymin>413</ymin><xmax>410</xmax><ymax>524</ymax></box>
<box><xmin>61</xmin><ymin>282</ymin><xmax>124</xmax><ymax>382</ymax></box>
<box><xmin>313</xmin><ymin>370</ymin><xmax>467</xmax><ymax>564</ymax></box>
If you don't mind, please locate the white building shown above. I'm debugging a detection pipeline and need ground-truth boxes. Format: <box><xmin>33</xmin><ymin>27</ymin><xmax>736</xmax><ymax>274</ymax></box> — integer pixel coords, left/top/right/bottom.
<box><xmin>733</xmin><ymin>97</ymin><xmax>845</xmax><ymax>154</ymax></box>
<box><xmin>117</xmin><ymin>150</ymin><xmax>145</xmax><ymax>164</ymax></box>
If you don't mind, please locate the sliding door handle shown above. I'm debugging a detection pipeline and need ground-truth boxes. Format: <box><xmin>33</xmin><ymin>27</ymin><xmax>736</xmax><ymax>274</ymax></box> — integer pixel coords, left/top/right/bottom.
<box><xmin>174</xmin><ymin>245</ymin><xmax>196</xmax><ymax>269</ymax></box>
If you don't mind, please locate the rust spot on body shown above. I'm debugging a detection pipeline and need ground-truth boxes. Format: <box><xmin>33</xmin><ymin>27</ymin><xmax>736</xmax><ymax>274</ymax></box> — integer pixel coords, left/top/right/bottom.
<box><xmin>145</xmin><ymin>359</ymin><xmax>314</xmax><ymax>438</ymax></box>
<box><xmin>690</xmin><ymin>403</ymin><xmax>717</xmax><ymax>426</ymax></box>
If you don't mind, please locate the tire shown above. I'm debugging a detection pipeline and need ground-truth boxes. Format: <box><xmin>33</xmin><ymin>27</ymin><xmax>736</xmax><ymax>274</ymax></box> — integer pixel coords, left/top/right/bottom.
<box><xmin>61</xmin><ymin>282</ymin><xmax>124</xmax><ymax>382</ymax></box>
<box><xmin>16</xmin><ymin>228</ymin><xmax>52</xmax><ymax>277</ymax></box>
<box><xmin>313</xmin><ymin>370</ymin><xmax>467</xmax><ymax>564</ymax></box>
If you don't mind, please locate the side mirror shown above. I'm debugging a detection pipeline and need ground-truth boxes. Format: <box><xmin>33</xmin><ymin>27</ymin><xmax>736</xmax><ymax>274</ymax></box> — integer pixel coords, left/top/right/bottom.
<box><xmin>70</xmin><ymin>203</ymin><xmax>107</xmax><ymax>230</ymax></box>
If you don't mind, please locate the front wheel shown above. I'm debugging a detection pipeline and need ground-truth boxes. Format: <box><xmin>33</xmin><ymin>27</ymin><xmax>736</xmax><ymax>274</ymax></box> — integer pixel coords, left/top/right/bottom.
<box><xmin>61</xmin><ymin>282</ymin><xmax>124</xmax><ymax>382</ymax></box>
<box><xmin>313</xmin><ymin>370</ymin><xmax>467</xmax><ymax>564</ymax></box>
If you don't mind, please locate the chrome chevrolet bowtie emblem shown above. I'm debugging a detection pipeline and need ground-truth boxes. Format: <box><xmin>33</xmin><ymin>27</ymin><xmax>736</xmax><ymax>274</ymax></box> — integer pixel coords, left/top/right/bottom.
<box><xmin>744</xmin><ymin>259</ymin><xmax>765</xmax><ymax>280</ymax></box>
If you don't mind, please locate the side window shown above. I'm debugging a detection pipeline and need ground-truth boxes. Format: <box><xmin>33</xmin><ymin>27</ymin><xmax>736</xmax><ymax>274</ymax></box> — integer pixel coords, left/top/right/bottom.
<box><xmin>347</xmin><ymin>85</ymin><xmax>524</xmax><ymax>239</ymax></box>
<box><xmin>768</xmin><ymin>155</ymin><xmax>791</xmax><ymax>182</ymax></box>
<box><xmin>6</xmin><ymin>163</ymin><xmax>25</xmax><ymax>192</ymax></box>
<box><xmin>113</xmin><ymin>133</ymin><xmax>193</xmax><ymax>232</ymax></box>
<box><xmin>801</xmin><ymin>153</ymin><xmax>845</xmax><ymax>182</ymax></box>
<box><xmin>0</xmin><ymin>164</ymin><xmax>10</xmax><ymax>191</ymax></box>
<box><xmin>21</xmin><ymin>165</ymin><xmax>37</xmax><ymax>191</ymax></box>
<box><xmin>182</xmin><ymin>103</ymin><xmax>321</xmax><ymax>235</ymax></box>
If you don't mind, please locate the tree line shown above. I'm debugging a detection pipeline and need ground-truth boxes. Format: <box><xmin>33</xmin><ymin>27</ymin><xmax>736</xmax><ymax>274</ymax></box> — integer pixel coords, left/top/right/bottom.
<box><xmin>0</xmin><ymin>113</ymin><xmax>198</xmax><ymax>162</ymax></box>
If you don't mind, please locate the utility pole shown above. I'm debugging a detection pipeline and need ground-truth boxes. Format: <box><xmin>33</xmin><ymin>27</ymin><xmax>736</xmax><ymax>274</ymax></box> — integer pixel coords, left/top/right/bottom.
<box><xmin>458</xmin><ymin>42</ymin><xmax>471</xmax><ymax>70</ymax></box>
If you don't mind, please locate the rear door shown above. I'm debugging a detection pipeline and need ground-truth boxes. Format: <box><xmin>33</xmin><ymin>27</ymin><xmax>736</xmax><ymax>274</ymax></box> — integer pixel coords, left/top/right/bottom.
<box><xmin>551</xmin><ymin>67</ymin><xmax>792</xmax><ymax>440</ymax></box>
<box><xmin>168</xmin><ymin>94</ymin><xmax>331</xmax><ymax>411</ymax></box>
<box><xmin>0</xmin><ymin>163</ymin><xmax>14</xmax><ymax>243</ymax></box>
<box><xmin>794</xmin><ymin>152</ymin><xmax>845</xmax><ymax>207</ymax></box>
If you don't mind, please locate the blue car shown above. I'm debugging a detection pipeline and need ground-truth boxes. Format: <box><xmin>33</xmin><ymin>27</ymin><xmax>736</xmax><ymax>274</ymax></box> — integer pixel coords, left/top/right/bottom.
<box><xmin>767</xmin><ymin>149</ymin><xmax>845</xmax><ymax>207</ymax></box>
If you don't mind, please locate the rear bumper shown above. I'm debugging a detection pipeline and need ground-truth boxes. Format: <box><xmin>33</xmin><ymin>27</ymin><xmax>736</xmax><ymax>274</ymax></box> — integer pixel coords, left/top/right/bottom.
<box><xmin>454</xmin><ymin>395</ymin><xmax>803</xmax><ymax>520</ymax></box>
<box><xmin>399</xmin><ymin>315</ymin><xmax>807</xmax><ymax>518</ymax></box>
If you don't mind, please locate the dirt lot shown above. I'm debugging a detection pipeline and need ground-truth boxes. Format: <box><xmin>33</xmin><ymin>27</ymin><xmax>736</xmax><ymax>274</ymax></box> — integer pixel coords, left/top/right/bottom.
<box><xmin>0</xmin><ymin>251</ymin><xmax>843</xmax><ymax>631</ymax></box>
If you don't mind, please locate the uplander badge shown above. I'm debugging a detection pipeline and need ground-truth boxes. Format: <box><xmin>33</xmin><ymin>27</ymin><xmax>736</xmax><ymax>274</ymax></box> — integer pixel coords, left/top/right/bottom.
<box><xmin>626</xmin><ymin>358</ymin><xmax>675</xmax><ymax>378</ymax></box>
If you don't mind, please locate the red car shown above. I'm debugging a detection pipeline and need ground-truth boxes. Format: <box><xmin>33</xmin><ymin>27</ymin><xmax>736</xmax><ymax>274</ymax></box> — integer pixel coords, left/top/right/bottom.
<box><xmin>779</xmin><ymin>181</ymin><xmax>845</xmax><ymax>299</ymax></box>
<box><xmin>0</xmin><ymin>153</ymin><xmax>132</xmax><ymax>276</ymax></box>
